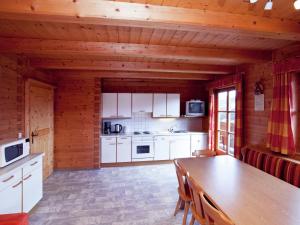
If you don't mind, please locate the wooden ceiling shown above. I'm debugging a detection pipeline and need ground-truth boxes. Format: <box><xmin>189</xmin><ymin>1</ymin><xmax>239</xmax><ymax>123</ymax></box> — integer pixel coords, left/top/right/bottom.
<box><xmin>0</xmin><ymin>0</ymin><xmax>299</xmax><ymax>80</ymax></box>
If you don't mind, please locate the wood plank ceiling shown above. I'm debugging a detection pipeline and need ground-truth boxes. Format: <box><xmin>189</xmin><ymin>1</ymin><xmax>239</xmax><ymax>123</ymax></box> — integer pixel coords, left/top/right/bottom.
<box><xmin>0</xmin><ymin>0</ymin><xmax>299</xmax><ymax>80</ymax></box>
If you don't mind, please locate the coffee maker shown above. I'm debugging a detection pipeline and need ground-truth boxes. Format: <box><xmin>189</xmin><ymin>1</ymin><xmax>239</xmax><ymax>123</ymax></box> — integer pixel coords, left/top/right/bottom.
<box><xmin>103</xmin><ymin>121</ymin><xmax>111</xmax><ymax>134</ymax></box>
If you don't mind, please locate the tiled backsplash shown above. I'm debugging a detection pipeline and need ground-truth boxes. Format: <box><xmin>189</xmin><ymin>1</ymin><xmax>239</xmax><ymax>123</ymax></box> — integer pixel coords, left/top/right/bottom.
<box><xmin>103</xmin><ymin>112</ymin><xmax>203</xmax><ymax>133</ymax></box>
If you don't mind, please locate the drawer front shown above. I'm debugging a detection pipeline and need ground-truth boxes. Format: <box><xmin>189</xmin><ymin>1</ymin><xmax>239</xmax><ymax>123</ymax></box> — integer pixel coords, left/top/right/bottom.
<box><xmin>23</xmin><ymin>157</ymin><xmax>43</xmax><ymax>176</ymax></box>
<box><xmin>117</xmin><ymin>136</ymin><xmax>131</xmax><ymax>144</ymax></box>
<box><xmin>0</xmin><ymin>169</ymin><xmax>22</xmax><ymax>192</ymax></box>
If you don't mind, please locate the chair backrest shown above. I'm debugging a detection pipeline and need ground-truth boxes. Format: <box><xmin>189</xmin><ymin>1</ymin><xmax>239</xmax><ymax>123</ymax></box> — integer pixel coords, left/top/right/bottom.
<box><xmin>200</xmin><ymin>192</ymin><xmax>234</xmax><ymax>225</ymax></box>
<box><xmin>174</xmin><ymin>160</ymin><xmax>189</xmax><ymax>197</ymax></box>
<box><xmin>186</xmin><ymin>173</ymin><xmax>205</xmax><ymax>219</ymax></box>
<box><xmin>193</xmin><ymin>149</ymin><xmax>217</xmax><ymax>158</ymax></box>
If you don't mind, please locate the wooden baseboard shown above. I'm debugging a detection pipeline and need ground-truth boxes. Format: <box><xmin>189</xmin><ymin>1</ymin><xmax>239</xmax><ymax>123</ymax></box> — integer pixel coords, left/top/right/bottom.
<box><xmin>101</xmin><ymin>160</ymin><xmax>173</xmax><ymax>167</ymax></box>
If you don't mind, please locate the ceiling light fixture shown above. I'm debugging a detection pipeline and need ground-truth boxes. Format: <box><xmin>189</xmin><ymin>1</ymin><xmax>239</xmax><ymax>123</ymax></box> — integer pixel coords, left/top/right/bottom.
<box><xmin>294</xmin><ymin>0</ymin><xmax>300</xmax><ymax>9</ymax></box>
<box><xmin>264</xmin><ymin>0</ymin><xmax>273</xmax><ymax>10</ymax></box>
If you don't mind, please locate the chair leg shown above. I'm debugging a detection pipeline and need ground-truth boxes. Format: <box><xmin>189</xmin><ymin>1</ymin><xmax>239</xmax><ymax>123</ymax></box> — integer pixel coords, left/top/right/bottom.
<box><xmin>182</xmin><ymin>201</ymin><xmax>190</xmax><ymax>225</ymax></box>
<box><xmin>174</xmin><ymin>196</ymin><xmax>181</xmax><ymax>216</ymax></box>
<box><xmin>189</xmin><ymin>215</ymin><xmax>195</xmax><ymax>225</ymax></box>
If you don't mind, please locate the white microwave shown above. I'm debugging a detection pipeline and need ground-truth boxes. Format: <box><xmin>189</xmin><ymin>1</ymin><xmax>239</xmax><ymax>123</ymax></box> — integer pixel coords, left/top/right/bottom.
<box><xmin>186</xmin><ymin>100</ymin><xmax>205</xmax><ymax>117</ymax></box>
<box><xmin>0</xmin><ymin>138</ymin><xmax>30</xmax><ymax>168</ymax></box>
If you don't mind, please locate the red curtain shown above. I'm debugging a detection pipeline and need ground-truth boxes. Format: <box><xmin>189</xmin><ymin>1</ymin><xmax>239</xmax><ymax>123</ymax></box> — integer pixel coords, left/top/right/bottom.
<box><xmin>208</xmin><ymin>90</ymin><xmax>215</xmax><ymax>152</ymax></box>
<box><xmin>266</xmin><ymin>72</ymin><xmax>296</xmax><ymax>155</ymax></box>
<box><xmin>208</xmin><ymin>74</ymin><xmax>243</xmax><ymax>159</ymax></box>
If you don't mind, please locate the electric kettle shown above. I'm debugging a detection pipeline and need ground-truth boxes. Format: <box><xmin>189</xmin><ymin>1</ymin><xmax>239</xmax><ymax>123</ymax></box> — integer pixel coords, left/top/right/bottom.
<box><xmin>114</xmin><ymin>124</ymin><xmax>123</xmax><ymax>133</ymax></box>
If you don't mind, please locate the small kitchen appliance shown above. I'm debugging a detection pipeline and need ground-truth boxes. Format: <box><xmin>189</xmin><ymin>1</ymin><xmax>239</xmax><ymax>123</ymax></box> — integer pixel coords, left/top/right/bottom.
<box><xmin>113</xmin><ymin>124</ymin><xmax>123</xmax><ymax>133</ymax></box>
<box><xmin>0</xmin><ymin>138</ymin><xmax>30</xmax><ymax>168</ymax></box>
<box><xmin>103</xmin><ymin>121</ymin><xmax>111</xmax><ymax>134</ymax></box>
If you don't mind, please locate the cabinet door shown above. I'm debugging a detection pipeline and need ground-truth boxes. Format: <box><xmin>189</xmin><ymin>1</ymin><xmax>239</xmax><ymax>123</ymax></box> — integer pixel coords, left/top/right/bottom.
<box><xmin>154</xmin><ymin>136</ymin><xmax>170</xmax><ymax>160</ymax></box>
<box><xmin>0</xmin><ymin>180</ymin><xmax>22</xmax><ymax>214</ymax></box>
<box><xmin>170</xmin><ymin>135</ymin><xmax>191</xmax><ymax>159</ymax></box>
<box><xmin>23</xmin><ymin>166</ymin><xmax>43</xmax><ymax>213</ymax></box>
<box><xmin>191</xmin><ymin>134</ymin><xmax>208</xmax><ymax>153</ymax></box>
<box><xmin>102</xmin><ymin>93</ymin><xmax>117</xmax><ymax>118</ymax></box>
<box><xmin>167</xmin><ymin>94</ymin><xmax>180</xmax><ymax>117</ymax></box>
<box><xmin>132</xmin><ymin>94</ymin><xmax>153</xmax><ymax>113</ymax></box>
<box><xmin>118</xmin><ymin>93</ymin><xmax>132</xmax><ymax>118</ymax></box>
<box><xmin>153</xmin><ymin>94</ymin><xmax>167</xmax><ymax>117</ymax></box>
<box><xmin>117</xmin><ymin>137</ymin><xmax>131</xmax><ymax>162</ymax></box>
<box><xmin>101</xmin><ymin>138</ymin><xmax>117</xmax><ymax>163</ymax></box>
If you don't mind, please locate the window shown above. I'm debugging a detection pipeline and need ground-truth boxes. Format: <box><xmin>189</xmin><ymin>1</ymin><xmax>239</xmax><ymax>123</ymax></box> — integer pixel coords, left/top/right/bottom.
<box><xmin>216</xmin><ymin>89</ymin><xmax>236</xmax><ymax>156</ymax></box>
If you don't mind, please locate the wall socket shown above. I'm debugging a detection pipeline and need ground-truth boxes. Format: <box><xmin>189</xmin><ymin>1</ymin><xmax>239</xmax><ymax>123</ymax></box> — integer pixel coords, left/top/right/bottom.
<box><xmin>18</xmin><ymin>132</ymin><xmax>22</xmax><ymax>139</ymax></box>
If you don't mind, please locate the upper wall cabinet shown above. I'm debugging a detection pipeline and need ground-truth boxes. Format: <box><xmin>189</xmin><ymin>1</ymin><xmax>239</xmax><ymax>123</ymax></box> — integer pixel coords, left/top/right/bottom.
<box><xmin>153</xmin><ymin>94</ymin><xmax>167</xmax><ymax>117</ymax></box>
<box><xmin>167</xmin><ymin>94</ymin><xmax>180</xmax><ymax>117</ymax></box>
<box><xmin>102</xmin><ymin>93</ymin><xmax>118</xmax><ymax>118</ymax></box>
<box><xmin>102</xmin><ymin>93</ymin><xmax>132</xmax><ymax>118</ymax></box>
<box><xmin>118</xmin><ymin>93</ymin><xmax>132</xmax><ymax>118</ymax></box>
<box><xmin>153</xmin><ymin>93</ymin><xmax>180</xmax><ymax>118</ymax></box>
<box><xmin>132</xmin><ymin>94</ymin><xmax>153</xmax><ymax>113</ymax></box>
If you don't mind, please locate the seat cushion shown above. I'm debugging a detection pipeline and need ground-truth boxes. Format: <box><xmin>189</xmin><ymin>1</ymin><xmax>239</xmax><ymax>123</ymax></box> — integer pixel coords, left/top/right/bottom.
<box><xmin>283</xmin><ymin>161</ymin><xmax>300</xmax><ymax>188</ymax></box>
<box><xmin>262</xmin><ymin>155</ymin><xmax>285</xmax><ymax>179</ymax></box>
<box><xmin>243</xmin><ymin>148</ymin><xmax>267</xmax><ymax>170</ymax></box>
<box><xmin>0</xmin><ymin>213</ymin><xmax>28</xmax><ymax>225</ymax></box>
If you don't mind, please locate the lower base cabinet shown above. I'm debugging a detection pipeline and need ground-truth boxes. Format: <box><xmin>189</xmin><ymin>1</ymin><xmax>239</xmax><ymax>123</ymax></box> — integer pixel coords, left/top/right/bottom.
<box><xmin>101</xmin><ymin>137</ymin><xmax>117</xmax><ymax>163</ymax></box>
<box><xmin>23</xmin><ymin>166</ymin><xmax>43</xmax><ymax>213</ymax></box>
<box><xmin>117</xmin><ymin>137</ymin><xmax>131</xmax><ymax>162</ymax></box>
<box><xmin>170</xmin><ymin>135</ymin><xmax>191</xmax><ymax>159</ymax></box>
<box><xmin>0</xmin><ymin>178</ymin><xmax>23</xmax><ymax>214</ymax></box>
<box><xmin>154</xmin><ymin>136</ymin><xmax>170</xmax><ymax>160</ymax></box>
<box><xmin>0</xmin><ymin>155</ymin><xmax>43</xmax><ymax>214</ymax></box>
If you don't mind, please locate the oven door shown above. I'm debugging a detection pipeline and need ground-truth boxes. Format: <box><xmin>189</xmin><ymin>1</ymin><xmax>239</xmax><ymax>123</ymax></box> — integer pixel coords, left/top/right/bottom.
<box><xmin>132</xmin><ymin>142</ymin><xmax>154</xmax><ymax>161</ymax></box>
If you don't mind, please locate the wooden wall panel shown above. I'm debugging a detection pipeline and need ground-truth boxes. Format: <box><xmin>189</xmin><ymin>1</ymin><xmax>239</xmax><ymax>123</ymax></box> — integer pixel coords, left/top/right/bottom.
<box><xmin>239</xmin><ymin>62</ymin><xmax>273</xmax><ymax>149</ymax></box>
<box><xmin>0</xmin><ymin>55</ymin><xmax>53</xmax><ymax>141</ymax></box>
<box><xmin>54</xmin><ymin>76</ymin><xmax>100</xmax><ymax>169</ymax></box>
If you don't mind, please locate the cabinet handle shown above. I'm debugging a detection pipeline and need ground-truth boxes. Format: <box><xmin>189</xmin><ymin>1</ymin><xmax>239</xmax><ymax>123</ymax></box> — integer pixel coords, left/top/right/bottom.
<box><xmin>167</xmin><ymin>115</ymin><xmax>173</xmax><ymax>117</ymax></box>
<box><xmin>109</xmin><ymin>143</ymin><xmax>116</xmax><ymax>145</ymax></box>
<box><xmin>2</xmin><ymin>175</ymin><xmax>14</xmax><ymax>182</ymax></box>
<box><xmin>12</xmin><ymin>181</ymin><xmax>22</xmax><ymax>188</ymax></box>
<box><xmin>23</xmin><ymin>174</ymin><xmax>32</xmax><ymax>181</ymax></box>
<box><xmin>117</xmin><ymin>143</ymin><xmax>123</xmax><ymax>145</ymax></box>
<box><xmin>30</xmin><ymin>161</ymin><xmax>38</xmax><ymax>166</ymax></box>
<box><xmin>160</xmin><ymin>115</ymin><xmax>166</xmax><ymax>117</ymax></box>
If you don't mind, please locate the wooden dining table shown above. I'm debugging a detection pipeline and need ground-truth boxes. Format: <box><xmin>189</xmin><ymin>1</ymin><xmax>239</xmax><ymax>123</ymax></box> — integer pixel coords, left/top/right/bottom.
<box><xmin>177</xmin><ymin>155</ymin><xmax>300</xmax><ymax>225</ymax></box>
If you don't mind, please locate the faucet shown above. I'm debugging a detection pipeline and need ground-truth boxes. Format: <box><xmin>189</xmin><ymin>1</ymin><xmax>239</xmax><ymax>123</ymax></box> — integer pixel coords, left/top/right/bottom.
<box><xmin>168</xmin><ymin>125</ymin><xmax>177</xmax><ymax>133</ymax></box>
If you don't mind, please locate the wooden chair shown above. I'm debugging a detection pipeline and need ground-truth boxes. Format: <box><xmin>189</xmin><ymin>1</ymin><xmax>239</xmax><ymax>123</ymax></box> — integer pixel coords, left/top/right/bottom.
<box><xmin>174</xmin><ymin>160</ymin><xmax>191</xmax><ymax>225</ymax></box>
<box><xmin>192</xmin><ymin>149</ymin><xmax>216</xmax><ymax>158</ymax></box>
<box><xmin>186</xmin><ymin>173</ymin><xmax>206</xmax><ymax>225</ymax></box>
<box><xmin>200</xmin><ymin>192</ymin><xmax>234</xmax><ymax>225</ymax></box>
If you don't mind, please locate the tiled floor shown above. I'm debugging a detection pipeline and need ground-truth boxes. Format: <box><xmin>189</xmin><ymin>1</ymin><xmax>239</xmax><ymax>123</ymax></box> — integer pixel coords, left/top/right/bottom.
<box><xmin>30</xmin><ymin>164</ymin><xmax>195</xmax><ymax>225</ymax></box>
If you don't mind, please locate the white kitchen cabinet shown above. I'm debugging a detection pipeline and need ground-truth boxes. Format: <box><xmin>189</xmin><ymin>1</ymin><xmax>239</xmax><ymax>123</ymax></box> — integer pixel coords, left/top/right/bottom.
<box><xmin>118</xmin><ymin>93</ymin><xmax>132</xmax><ymax>118</ymax></box>
<box><xmin>167</xmin><ymin>94</ymin><xmax>180</xmax><ymax>117</ymax></box>
<box><xmin>102</xmin><ymin>93</ymin><xmax>118</xmax><ymax>118</ymax></box>
<box><xmin>117</xmin><ymin>136</ymin><xmax>132</xmax><ymax>162</ymax></box>
<box><xmin>153</xmin><ymin>94</ymin><xmax>167</xmax><ymax>117</ymax></box>
<box><xmin>170</xmin><ymin>135</ymin><xmax>191</xmax><ymax>159</ymax></box>
<box><xmin>101</xmin><ymin>137</ymin><xmax>117</xmax><ymax>163</ymax></box>
<box><xmin>0</xmin><ymin>173</ymin><xmax>22</xmax><ymax>214</ymax></box>
<box><xmin>132</xmin><ymin>93</ymin><xmax>153</xmax><ymax>113</ymax></box>
<box><xmin>23</xmin><ymin>166</ymin><xmax>43</xmax><ymax>213</ymax></box>
<box><xmin>191</xmin><ymin>133</ymin><xmax>208</xmax><ymax>154</ymax></box>
<box><xmin>154</xmin><ymin>136</ymin><xmax>170</xmax><ymax>160</ymax></box>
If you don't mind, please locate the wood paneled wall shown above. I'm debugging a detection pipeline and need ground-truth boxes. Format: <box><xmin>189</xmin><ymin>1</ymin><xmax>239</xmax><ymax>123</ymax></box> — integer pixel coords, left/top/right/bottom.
<box><xmin>240</xmin><ymin>63</ymin><xmax>300</xmax><ymax>155</ymax></box>
<box><xmin>54</xmin><ymin>75</ymin><xmax>101</xmax><ymax>169</ymax></box>
<box><xmin>0</xmin><ymin>55</ymin><xmax>53</xmax><ymax>141</ymax></box>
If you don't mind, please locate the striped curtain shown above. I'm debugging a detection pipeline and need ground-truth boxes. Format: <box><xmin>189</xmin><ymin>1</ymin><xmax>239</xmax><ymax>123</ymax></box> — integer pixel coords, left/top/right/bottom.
<box><xmin>234</xmin><ymin>81</ymin><xmax>243</xmax><ymax>159</ymax></box>
<box><xmin>208</xmin><ymin>90</ymin><xmax>215</xmax><ymax>151</ymax></box>
<box><xmin>266</xmin><ymin>72</ymin><xmax>296</xmax><ymax>155</ymax></box>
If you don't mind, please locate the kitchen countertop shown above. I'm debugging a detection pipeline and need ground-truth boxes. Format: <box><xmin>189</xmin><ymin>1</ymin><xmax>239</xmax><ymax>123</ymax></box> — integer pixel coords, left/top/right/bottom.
<box><xmin>0</xmin><ymin>153</ymin><xmax>44</xmax><ymax>177</ymax></box>
<box><xmin>100</xmin><ymin>131</ymin><xmax>208</xmax><ymax>137</ymax></box>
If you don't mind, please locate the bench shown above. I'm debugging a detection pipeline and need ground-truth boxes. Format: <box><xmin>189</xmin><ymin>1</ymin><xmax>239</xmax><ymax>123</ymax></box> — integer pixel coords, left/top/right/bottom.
<box><xmin>241</xmin><ymin>146</ymin><xmax>300</xmax><ymax>188</ymax></box>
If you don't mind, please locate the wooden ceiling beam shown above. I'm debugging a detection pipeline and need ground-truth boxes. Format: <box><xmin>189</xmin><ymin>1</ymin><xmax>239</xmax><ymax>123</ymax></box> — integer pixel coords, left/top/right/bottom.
<box><xmin>30</xmin><ymin>58</ymin><xmax>235</xmax><ymax>74</ymax></box>
<box><xmin>0</xmin><ymin>1</ymin><xmax>299</xmax><ymax>41</ymax></box>
<box><xmin>0</xmin><ymin>38</ymin><xmax>272</xmax><ymax>64</ymax></box>
<box><xmin>52</xmin><ymin>70</ymin><xmax>216</xmax><ymax>81</ymax></box>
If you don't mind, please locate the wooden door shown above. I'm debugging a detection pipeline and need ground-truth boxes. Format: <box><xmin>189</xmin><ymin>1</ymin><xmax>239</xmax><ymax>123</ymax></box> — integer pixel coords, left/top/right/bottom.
<box><xmin>25</xmin><ymin>80</ymin><xmax>54</xmax><ymax>179</ymax></box>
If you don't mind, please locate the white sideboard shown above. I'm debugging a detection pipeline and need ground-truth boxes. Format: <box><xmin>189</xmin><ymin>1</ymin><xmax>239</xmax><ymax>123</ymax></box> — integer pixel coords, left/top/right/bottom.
<box><xmin>0</xmin><ymin>154</ymin><xmax>43</xmax><ymax>214</ymax></box>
